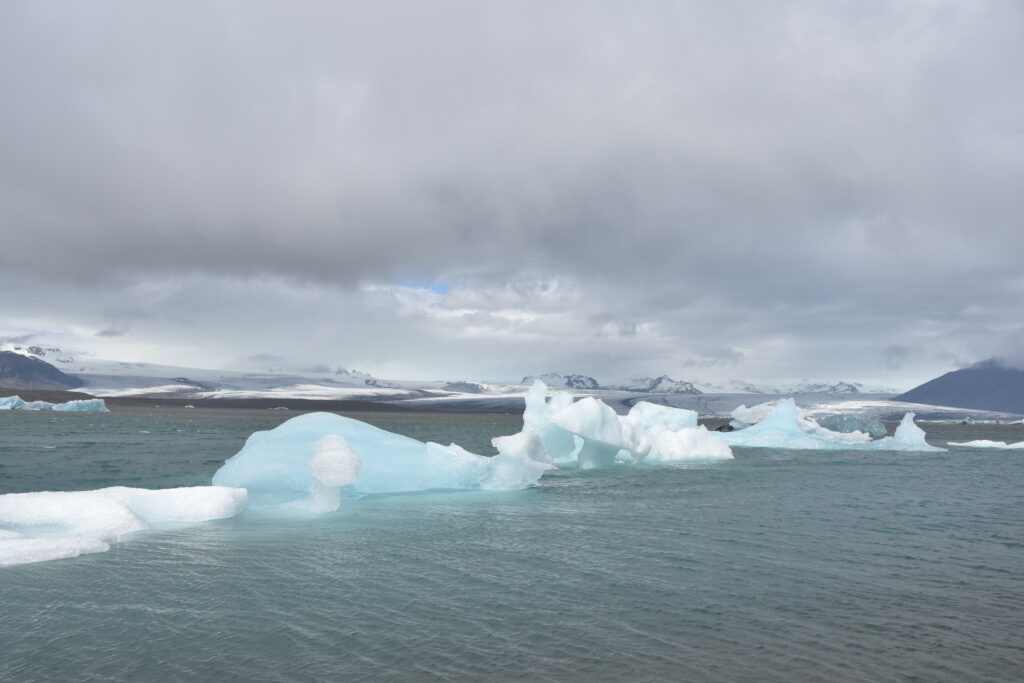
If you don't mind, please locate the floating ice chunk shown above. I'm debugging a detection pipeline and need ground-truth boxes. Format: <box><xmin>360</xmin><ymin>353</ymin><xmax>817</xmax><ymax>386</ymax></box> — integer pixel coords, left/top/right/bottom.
<box><xmin>513</xmin><ymin>383</ymin><xmax>733</xmax><ymax>467</ymax></box>
<box><xmin>486</xmin><ymin>429</ymin><xmax>555</xmax><ymax>490</ymax></box>
<box><xmin>817</xmin><ymin>414</ymin><xmax>887</xmax><ymax>439</ymax></box>
<box><xmin>549</xmin><ymin>397</ymin><xmax>626</xmax><ymax>469</ymax></box>
<box><xmin>624</xmin><ymin>401</ymin><xmax>699</xmax><ymax>432</ymax></box>
<box><xmin>619</xmin><ymin>402</ymin><xmax>731</xmax><ymax>461</ymax></box>
<box><xmin>720</xmin><ymin>400</ymin><xmax>943</xmax><ymax>452</ymax></box>
<box><xmin>523</xmin><ymin>381</ymin><xmax>579</xmax><ymax>464</ymax></box>
<box><xmin>0</xmin><ymin>486</ymin><xmax>247</xmax><ymax>567</ymax></box>
<box><xmin>0</xmin><ymin>396</ymin><xmax>26</xmax><ymax>410</ymax></box>
<box><xmin>19</xmin><ymin>400</ymin><xmax>54</xmax><ymax>410</ymax></box>
<box><xmin>52</xmin><ymin>399</ymin><xmax>109</xmax><ymax>412</ymax></box>
<box><xmin>644</xmin><ymin>426</ymin><xmax>734</xmax><ymax>462</ymax></box>
<box><xmin>730</xmin><ymin>400</ymin><xmax>785</xmax><ymax>428</ymax></box>
<box><xmin>212</xmin><ymin>411</ymin><xmax>546</xmax><ymax>510</ymax></box>
<box><xmin>720</xmin><ymin>399</ymin><xmax>836</xmax><ymax>449</ymax></box>
<box><xmin>947</xmin><ymin>439</ymin><xmax>1024</xmax><ymax>449</ymax></box>
<box><xmin>0</xmin><ymin>396</ymin><xmax>109</xmax><ymax>412</ymax></box>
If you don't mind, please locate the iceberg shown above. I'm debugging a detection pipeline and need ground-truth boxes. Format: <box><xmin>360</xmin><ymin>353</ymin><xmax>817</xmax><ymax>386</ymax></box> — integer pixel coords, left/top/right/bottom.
<box><xmin>52</xmin><ymin>398</ymin><xmax>109</xmax><ymax>412</ymax></box>
<box><xmin>720</xmin><ymin>399</ymin><xmax>944</xmax><ymax>452</ymax></box>
<box><xmin>0</xmin><ymin>486</ymin><xmax>247</xmax><ymax>567</ymax></box>
<box><xmin>549</xmin><ymin>397</ymin><xmax>627</xmax><ymax>469</ymax></box>
<box><xmin>947</xmin><ymin>439</ymin><xmax>1024</xmax><ymax>450</ymax></box>
<box><xmin>522</xmin><ymin>381</ymin><xmax>579</xmax><ymax>464</ymax></box>
<box><xmin>0</xmin><ymin>395</ymin><xmax>109</xmax><ymax>412</ymax></box>
<box><xmin>517</xmin><ymin>382</ymin><xmax>733</xmax><ymax>466</ymax></box>
<box><xmin>642</xmin><ymin>426</ymin><xmax>735</xmax><ymax>462</ymax></box>
<box><xmin>0</xmin><ymin>395</ymin><xmax>26</xmax><ymax>410</ymax></box>
<box><xmin>211</xmin><ymin>411</ymin><xmax>551</xmax><ymax>511</ymax></box>
<box><xmin>816</xmin><ymin>414</ymin><xmax>888</xmax><ymax>439</ymax></box>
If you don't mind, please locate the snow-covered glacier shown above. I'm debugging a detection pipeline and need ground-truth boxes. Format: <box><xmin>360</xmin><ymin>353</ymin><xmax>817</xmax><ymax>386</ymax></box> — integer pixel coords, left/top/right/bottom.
<box><xmin>0</xmin><ymin>486</ymin><xmax>247</xmax><ymax>567</ymax></box>
<box><xmin>211</xmin><ymin>411</ymin><xmax>553</xmax><ymax>510</ymax></box>
<box><xmin>0</xmin><ymin>395</ymin><xmax>109</xmax><ymax>412</ymax></box>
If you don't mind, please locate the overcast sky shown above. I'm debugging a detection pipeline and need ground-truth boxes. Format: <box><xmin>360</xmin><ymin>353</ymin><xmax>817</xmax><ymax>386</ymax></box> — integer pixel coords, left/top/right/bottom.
<box><xmin>1</xmin><ymin>1</ymin><xmax>1022</xmax><ymax>388</ymax></box>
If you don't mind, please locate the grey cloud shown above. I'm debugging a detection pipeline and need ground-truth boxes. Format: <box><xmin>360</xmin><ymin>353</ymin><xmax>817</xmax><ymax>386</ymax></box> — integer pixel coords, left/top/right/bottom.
<box><xmin>882</xmin><ymin>344</ymin><xmax>916</xmax><ymax>370</ymax></box>
<box><xmin>0</xmin><ymin>333</ymin><xmax>38</xmax><ymax>345</ymax></box>
<box><xmin>1</xmin><ymin>2</ymin><xmax>1022</xmax><ymax>387</ymax></box>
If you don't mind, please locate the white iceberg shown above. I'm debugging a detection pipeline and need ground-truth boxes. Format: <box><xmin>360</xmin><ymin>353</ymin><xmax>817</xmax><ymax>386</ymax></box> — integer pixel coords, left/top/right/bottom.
<box><xmin>0</xmin><ymin>486</ymin><xmax>247</xmax><ymax>567</ymax></box>
<box><xmin>549</xmin><ymin>397</ymin><xmax>628</xmax><ymax>469</ymax></box>
<box><xmin>518</xmin><ymin>382</ymin><xmax>734</xmax><ymax>467</ymax></box>
<box><xmin>211</xmin><ymin>411</ymin><xmax>551</xmax><ymax>511</ymax></box>
<box><xmin>947</xmin><ymin>439</ymin><xmax>1024</xmax><ymax>450</ymax></box>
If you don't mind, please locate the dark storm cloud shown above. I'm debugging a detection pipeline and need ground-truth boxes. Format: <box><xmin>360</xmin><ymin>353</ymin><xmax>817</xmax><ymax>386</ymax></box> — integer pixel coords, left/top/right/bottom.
<box><xmin>1</xmin><ymin>1</ymin><xmax>1022</xmax><ymax>385</ymax></box>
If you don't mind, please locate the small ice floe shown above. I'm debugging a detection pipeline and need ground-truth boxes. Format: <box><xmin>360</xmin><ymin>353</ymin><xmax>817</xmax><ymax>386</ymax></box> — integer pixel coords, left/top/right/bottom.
<box><xmin>0</xmin><ymin>396</ymin><xmax>109</xmax><ymax>412</ymax></box>
<box><xmin>0</xmin><ymin>486</ymin><xmax>247</xmax><ymax>567</ymax></box>
<box><xmin>947</xmin><ymin>440</ymin><xmax>1024</xmax><ymax>450</ymax></box>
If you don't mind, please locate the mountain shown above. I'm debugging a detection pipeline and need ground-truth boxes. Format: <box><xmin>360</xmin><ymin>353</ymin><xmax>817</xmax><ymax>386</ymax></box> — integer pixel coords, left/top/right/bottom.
<box><xmin>784</xmin><ymin>381</ymin><xmax>863</xmax><ymax>394</ymax></box>
<box><xmin>617</xmin><ymin>375</ymin><xmax>702</xmax><ymax>394</ymax></box>
<box><xmin>896</xmin><ymin>360</ymin><xmax>1024</xmax><ymax>414</ymax></box>
<box><xmin>442</xmin><ymin>381</ymin><xmax>487</xmax><ymax>394</ymax></box>
<box><xmin>522</xmin><ymin>373</ymin><xmax>601</xmax><ymax>390</ymax></box>
<box><xmin>695</xmin><ymin>380</ymin><xmax>766</xmax><ymax>394</ymax></box>
<box><xmin>0</xmin><ymin>350</ymin><xmax>84</xmax><ymax>390</ymax></box>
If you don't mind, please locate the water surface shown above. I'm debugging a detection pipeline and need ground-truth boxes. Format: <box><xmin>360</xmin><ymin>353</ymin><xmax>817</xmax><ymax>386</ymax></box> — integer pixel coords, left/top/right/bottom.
<box><xmin>2</xmin><ymin>408</ymin><xmax>1022</xmax><ymax>681</ymax></box>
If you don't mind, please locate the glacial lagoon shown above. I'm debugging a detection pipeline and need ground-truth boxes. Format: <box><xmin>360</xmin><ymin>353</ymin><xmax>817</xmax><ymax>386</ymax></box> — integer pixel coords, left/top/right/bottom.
<box><xmin>1</xmin><ymin>405</ymin><xmax>1023</xmax><ymax>681</ymax></box>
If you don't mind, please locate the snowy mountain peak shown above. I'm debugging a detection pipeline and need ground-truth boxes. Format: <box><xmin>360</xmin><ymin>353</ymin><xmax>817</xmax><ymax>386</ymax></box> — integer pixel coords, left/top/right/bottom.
<box><xmin>695</xmin><ymin>380</ymin><xmax>766</xmax><ymax>394</ymax></box>
<box><xmin>617</xmin><ymin>375</ymin><xmax>703</xmax><ymax>394</ymax></box>
<box><xmin>521</xmin><ymin>373</ymin><xmax>601</xmax><ymax>390</ymax></box>
<box><xmin>784</xmin><ymin>381</ymin><xmax>863</xmax><ymax>394</ymax></box>
<box><xmin>1</xmin><ymin>344</ymin><xmax>77</xmax><ymax>365</ymax></box>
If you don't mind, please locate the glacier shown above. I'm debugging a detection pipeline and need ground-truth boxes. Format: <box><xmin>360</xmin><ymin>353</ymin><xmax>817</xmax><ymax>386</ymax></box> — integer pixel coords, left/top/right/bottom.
<box><xmin>0</xmin><ymin>486</ymin><xmax>247</xmax><ymax>567</ymax></box>
<box><xmin>0</xmin><ymin>395</ymin><xmax>109</xmax><ymax>412</ymax></box>
<box><xmin>720</xmin><ymin>399</ymin><xmax>944</xmax><ymax>452</ymax></box>
<box><xmin>211</xmin><ymin>411</ymin><xmax>553</xmax><ymax>510</ymax></box>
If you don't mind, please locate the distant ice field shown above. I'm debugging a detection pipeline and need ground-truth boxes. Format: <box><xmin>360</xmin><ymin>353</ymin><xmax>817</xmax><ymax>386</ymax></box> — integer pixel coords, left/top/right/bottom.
<box><xmin>1</xmin><ymin>407</ymin><xmax>1023</xmax><ymax>681</ymax></box>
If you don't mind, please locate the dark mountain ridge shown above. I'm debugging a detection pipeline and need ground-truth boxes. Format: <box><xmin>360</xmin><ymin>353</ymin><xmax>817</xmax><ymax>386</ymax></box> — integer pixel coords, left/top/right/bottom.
<box><xmin>0</xmin><ymin>351</ymin><xmax>84</xmax><ymax>390</ymax></box>
<box><xmin>896</xmin><ymin>360</ymin><xmax>1024</xmax><ymax>414</ymax></box>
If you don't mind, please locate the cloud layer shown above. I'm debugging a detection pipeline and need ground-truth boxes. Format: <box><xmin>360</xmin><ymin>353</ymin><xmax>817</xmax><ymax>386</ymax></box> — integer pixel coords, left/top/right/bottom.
<box><xmin>2</xmin><ymin>1</ymin><xmax>1022</xmax><ymax>386</ymax></box>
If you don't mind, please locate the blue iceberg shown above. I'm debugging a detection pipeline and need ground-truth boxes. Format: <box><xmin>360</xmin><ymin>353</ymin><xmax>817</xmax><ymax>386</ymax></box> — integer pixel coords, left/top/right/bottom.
<box><xmin>0</xmin><ymin>395</ymin><xmax>109</xmax><ymax>412</ymax></box>
<box><xmin>720</xmin><ymin>399</ymin><xmax>944</xmax><ymax>452</ymax></box>
<box><xmin>212</xmin><ymin>411</ymin><xmax>552</xmax><ymax>511</ymax></box>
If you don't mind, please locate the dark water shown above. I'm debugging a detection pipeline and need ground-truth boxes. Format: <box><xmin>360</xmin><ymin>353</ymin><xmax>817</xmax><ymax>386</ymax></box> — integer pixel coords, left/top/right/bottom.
<box><xmin>2</xmin><ymin>407</ymin><xmax>1023</xmax><ymax>681</ymax></box>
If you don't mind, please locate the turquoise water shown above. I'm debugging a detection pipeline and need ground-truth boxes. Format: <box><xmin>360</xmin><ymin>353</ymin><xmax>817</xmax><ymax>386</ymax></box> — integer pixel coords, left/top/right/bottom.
<box><xmin>2</xmin><ymin>408</ymin><xmax>1023</xmax><ymax>681</ymax></box>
